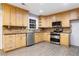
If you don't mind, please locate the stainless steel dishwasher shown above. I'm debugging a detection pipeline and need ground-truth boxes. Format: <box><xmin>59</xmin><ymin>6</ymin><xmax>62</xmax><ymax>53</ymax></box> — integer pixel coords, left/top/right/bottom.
<box><xmin>27</xmin><ymin>31</ymin><xmax>35</xmax><ymax>46</ymax></box>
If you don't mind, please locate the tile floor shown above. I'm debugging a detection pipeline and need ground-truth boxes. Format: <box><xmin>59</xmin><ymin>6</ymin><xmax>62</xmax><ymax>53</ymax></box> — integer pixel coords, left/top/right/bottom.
<box><xmin>0</xmin><ymin>42</ymin><xmax>79</xmax><ymax>56</ymax></box>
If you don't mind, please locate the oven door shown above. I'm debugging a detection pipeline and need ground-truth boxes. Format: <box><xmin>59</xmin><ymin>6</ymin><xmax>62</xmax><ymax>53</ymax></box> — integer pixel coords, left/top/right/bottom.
<box><xmin>50</xmin><ymin>34</ymin><xmax>60</xmax><ymax>44</ymax></box>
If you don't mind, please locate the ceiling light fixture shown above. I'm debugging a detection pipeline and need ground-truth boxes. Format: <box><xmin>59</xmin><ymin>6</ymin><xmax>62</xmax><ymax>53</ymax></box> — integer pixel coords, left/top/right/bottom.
<box><xmin>39</xmin><ymin>10</ymin><xmax>43</xmax><ymax>13</ymax></box>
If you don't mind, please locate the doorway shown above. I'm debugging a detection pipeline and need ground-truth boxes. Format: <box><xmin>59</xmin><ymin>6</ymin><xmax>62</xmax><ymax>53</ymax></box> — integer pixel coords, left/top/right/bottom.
<box><xmin>70</xmin><ymin>20</ymin><xmax>79</xmax><ymax>46</ymax></box>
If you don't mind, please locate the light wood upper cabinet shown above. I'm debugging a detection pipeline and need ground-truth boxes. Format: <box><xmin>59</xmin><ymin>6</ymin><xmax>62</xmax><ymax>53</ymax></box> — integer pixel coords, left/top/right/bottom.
<box><xmin>16</xmin><ymin>8</ymin><xmax>22</xmax><ymax>26</ymax></box>
<box><xmin>39</xmin><ymin>9</ymin><xmax>79</xmax><ymax>28</ymax></box>
<box><xmin>56</xmin><ymin>12</ymin><xmax>70</xmax><ymax>27</ymax></box>
<box><xmin>39</xmin><ymin>16</ymin><xmax>52</xmax><ymax>28</ymax></box>
<box><xmin>69</xmin><ymin>9</ymin><xmax>79</xmax><ymax>20</ymax></box>
<box><xmin>10</xmin><ymin>6</ymin><xmax>16</xmax><ymax>26</ymax></box>
<box><xmin>39</xmin><ymin>16</ymin><xmax>46</xmax><ymax>28</ymax></box>
<box><xmin>61</xmin><ymin>13</ymin><xmax>70</xmax><ymax>27</ymax></box>
<box><xmin>51</xmin><ymin>15</ymin><xmax>57</xmax><ymax>22</ymax></box>
<box><xmin>3</xmin><ymin>4</ymin><xmax>11</xmax><ymax>25</ymax></box>
<box><xmin>22</xmin><ymin>10</ymin><xmax>28</xmax><ymax>26</ymax></box>
<box><xmin>2</xmin><ymin>4</ymin><xmax>28</xmax><ymax>26</ymax></box>
<box><xmin>60</xmin><ymin>33</ymin><xmax>69</xmax><ymax>47</ymax></box>
<box><xmin>15</xmin><ymin>8</ymin><xmax>28</xmax><ymax>26</ymax></box>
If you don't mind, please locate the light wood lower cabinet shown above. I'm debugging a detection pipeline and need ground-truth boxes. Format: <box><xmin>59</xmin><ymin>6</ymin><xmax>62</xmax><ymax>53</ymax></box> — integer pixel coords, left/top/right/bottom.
<box><xmin>20</xmin><ymin>34</ymin><xmax>26</xmax><ymax>47</ymax></box>
<box><xmin>3</xmin><ymin>35</ymin><xmax>16</xmax><ymax>51</ymax></box>
<box><xmin>3</xmin><ymin>34</ymin><xmax>26</xmax><ymax>52</ymax></box>
<box><xmin>34</xmin><ymin>33</ymin><xmax>43</xmax><ymax>43</ymax></box>
<box><xmin>43</xmin><ymin>33</ymin><xmax>50</xmax><ymax>42</ymax></box>
<box><xmin>35</xmin><ymin>32</ymin><xmax>50</xmax><ymax>43</ymax></box>
<box><xmin>15</xmin><ymin>34</ymin><xmax>26</xmax><ymax>48</ymax></box>
<box><xmin>15</xmin><ymin>34</ymin><xmax>22</xmax><ymax>48</ymax></box>
<box><xmin>60</xmin><ymin>33</ymin><xmax>69</xmax><ymax>47</ymax></box>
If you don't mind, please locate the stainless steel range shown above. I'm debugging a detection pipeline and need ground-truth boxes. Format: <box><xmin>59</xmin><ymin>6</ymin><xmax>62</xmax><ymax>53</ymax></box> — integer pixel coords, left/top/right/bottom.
<box><xmin>50</xmin><ymin>21</ymin><xmax>63</xmax><ymax>45</ymax></box>
<box><xmin>50</xmin><ymin>32</ymin><xmax>60</xmax><ymax>45</ymax></box>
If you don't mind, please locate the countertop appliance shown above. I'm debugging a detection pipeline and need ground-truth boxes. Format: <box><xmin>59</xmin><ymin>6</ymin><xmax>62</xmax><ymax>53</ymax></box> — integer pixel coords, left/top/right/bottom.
<box><xmin>52</xmin><ymin>21</ymin><xmax>61</xmax><ymax>27</ymax></box>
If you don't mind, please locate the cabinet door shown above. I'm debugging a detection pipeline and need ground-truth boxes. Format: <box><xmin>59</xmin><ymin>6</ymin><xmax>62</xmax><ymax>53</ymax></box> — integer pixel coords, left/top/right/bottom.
<box><xmin>3</xmin><ymin>4</ymin><xmax>11</xmax><ymax>25</ymax></box>
<box><xmin>46</xmin><ymin>17</ymin><xmax>52</xmax><ymax>27</ymax></box>
<box><xmin>21</xmin><ymin>34</ymin><xmax>26</xmax><ymax>47</ymax></box>
<box><xmin>39</xmin><ymin>17</ymin><xmax>46</xmax><ymax>28</ymax></box>
<box><xmin>10</xmin><ymin>35</ymin><xmax>16</xmax><ymax>49</ymax></box>
<box><xmin>22</xmin><ymin>11</ymin><xmax>28</xmax><ymax>26</ymax></box>
<box><xmin>16</xmin><ymin>8</ymin><xmax>22</xmax><ymax>26</ymax></box>
<box><xmin>10</xmin><ymin>6</ymin><xmax>16</xmax><ymax>26</ymax></box>
<box><xmin>43</xmin><ymin>33</ymin><xmax>50</xmax><ymax>42</ymax></box>
<box><xmin>15</xmin><ymin>34</ymin><xmax>22</xmax><ymax>48</ymax></box>
<box><xmin>3</xmin><ymin>35</ymin><xmax>11</xmax><ymax>51</ymax></box>
<box><xmin>35</xmin><ymin>33</ymin><xmax>43</xmax><ymax>43</ymax></box>
<box><xmin>60</xmin><ymin>33</ymin><xmax>69</xmax><ymax>46</ymax></box>
<box><xmin>19</xmin><ymin>9</ymin><xmax>23</xmax><ymax>26</ymax></box>
<box><xmin>70</xmin><ymin>10</ymin><xmax>79</xmax><ymax>20</ymax></box>
<box><xmin>3</xmin><ymin>35</ymin><xmax>15</xmax><ymax>52</ymax></box>
<box><xmin>39</xmin><ymin>16</ymin><xmax>52</xmax><ymax>28</ymax></box>
<box><xmin>35</xmin><ymin>33</ymin><xmax>40</xmax><ymax>43</ymax></box>
<box><xmin>51</xmin><ymin>16</ymin><xmax>57</xmax><ymax>22</ymax></box>
<box><xmin>57</xmin><ymin>12</ymin><xmax>70</xmax><ymax>27</ymax></box>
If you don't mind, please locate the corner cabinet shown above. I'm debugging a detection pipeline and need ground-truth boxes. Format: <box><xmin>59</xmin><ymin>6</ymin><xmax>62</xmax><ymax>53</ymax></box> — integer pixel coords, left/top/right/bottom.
<box><xmin>43</xmin><ymin>32</ymin><xmax>50</xmax><ymax>42</ymax></box>
<box><xmin>39</xmin><ymin>16</ymin><xmax>52</xmax><ymax>28</ymax></box>
<box><xmin>34</xmin><ymin>33</ymin><xmax>43</xmax><ymax>43</ymax></box>
<box><xmin>34</xmin><ymin>32</ymin><xmax>50</xmax><ymax>43</ymax></box>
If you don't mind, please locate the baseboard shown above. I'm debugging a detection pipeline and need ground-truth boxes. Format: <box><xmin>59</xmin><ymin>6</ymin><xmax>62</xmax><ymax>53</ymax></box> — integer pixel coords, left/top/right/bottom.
<box><xmin>35</xmin><ymin>41</ymin><xmax>45</xmax><ymax>44</ymax></box>
<box><xmin>3</xmin><ymin>46</ymin><xmax>26</xmax><ymax>52</ymax></box>
<box><xmin>70</xmin><ymin>45</ymin><xmax>79</xmax><ymax>48</ymax></box>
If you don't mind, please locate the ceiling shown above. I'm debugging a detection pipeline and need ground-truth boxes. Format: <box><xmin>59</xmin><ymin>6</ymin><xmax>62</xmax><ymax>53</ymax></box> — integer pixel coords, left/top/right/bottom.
<box><xmin>9</xmin><ymin>3</ymin><xmax>79</xmax><ymax>16</ymax></box>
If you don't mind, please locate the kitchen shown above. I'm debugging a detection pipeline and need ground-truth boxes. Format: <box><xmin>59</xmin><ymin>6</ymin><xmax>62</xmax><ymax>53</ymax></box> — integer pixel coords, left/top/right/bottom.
<box><xmin>0</xmin><ymin>3</ymin><xmax>79</xmax><ymax>56</ymax></box>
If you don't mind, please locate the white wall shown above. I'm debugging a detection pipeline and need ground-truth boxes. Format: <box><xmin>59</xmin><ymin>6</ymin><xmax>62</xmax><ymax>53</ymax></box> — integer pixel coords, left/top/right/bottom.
<box><xmin>28</xmin><ymin>13</ymin><xmax>39</xmax><ymax>29</ymax></box>
<box><xmin>0</xmin><ymin>4</ymin><xmax>2</xmax><ymax>49</ymax></box>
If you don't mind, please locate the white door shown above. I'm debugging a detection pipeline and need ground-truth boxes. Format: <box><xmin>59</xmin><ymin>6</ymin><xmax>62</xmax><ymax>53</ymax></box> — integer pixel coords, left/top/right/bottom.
<box><xmin>70</xmin><ymin>20</ymin><xmax>79</xmax><ymax>46</ymax></box>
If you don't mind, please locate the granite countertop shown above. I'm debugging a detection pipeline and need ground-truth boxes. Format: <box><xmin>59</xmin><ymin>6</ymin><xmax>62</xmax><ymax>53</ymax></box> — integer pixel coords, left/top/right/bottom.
<box><xmin>60</xmin><ymin>32</ymin><xmax>70</xmax><ymax>34</ymax></box>
<box><xmin>3</xmin><ymin>31</ymin><xmax>27</xmax><ymax>35</ymax></box>
<box><xmin>3</xmin><ymin>32</ymin><xmax>27</xmax><ymax>35</ymax></box>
